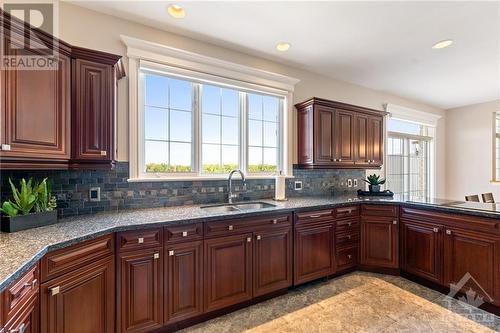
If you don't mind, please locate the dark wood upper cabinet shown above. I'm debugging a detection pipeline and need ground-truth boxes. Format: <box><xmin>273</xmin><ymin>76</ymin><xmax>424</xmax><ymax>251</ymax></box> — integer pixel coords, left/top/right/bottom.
<box><xmin>0</xmin><ymin>10</ymin><xmax>124</xmax><ymax>170</ymax></box>
<box><xmin>360</xmin><ymin>215</ymin><xmax>399</xmax><ymax>268</ymax></box>
<box><xmin>40</xmin><ymin>256</ymin><xmax>115</xmax><ymax>333</ymax></box>
<box><xmin>118</xmin><ymin>248</ymin><xmax>163</xmax><ymax>333</ymax></box>
<box><xmin>401</xmin><ymin>220</ymin><xmax>443</xmax><ymax>284</ymax></box>
<box><xmin>253</xmin><ymin>227</ymin><xmax>292</xmax><ymax>296</ymax></box>
<box><xmin>165</xmin><ymin>241</ymin><xmax>203</xmax><ymax>324</ymax></box>
<box><xmin>296</xmin><ymin>97</ymin><xmax>386</xmax><ymax>169</ymax></box>
<box><xmin>204</xmin><ymin>233</ymin><xmax>253</xmax><ymax>312</ymax></box>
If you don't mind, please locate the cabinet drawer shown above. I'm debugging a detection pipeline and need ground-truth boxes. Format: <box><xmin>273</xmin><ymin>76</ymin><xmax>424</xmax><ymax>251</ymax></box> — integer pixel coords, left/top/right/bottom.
<box><xmin>165</xmin><ymin>223</ymin><xmax>203</xmax><ymax>244</ymax></box>
<box><xmin>295</xmin><ymin>209</ymin><xmax>334</xmax><ymax>225</ymax></box>
<box><xmin>117</xmin><ymin>228</ymin><xmax>163</xmax><ymax>252</ymax></box>
<box><xmin>336</xmin><ymin>218</ymin><xmax>359</xmax><ymax>233</ymax></box>
<box><xmin>335</xmin><ymin>206</ymin><xmax>359</xmax><ymax>219</ymax></box>
<box><xmin>205</xmin><ymin>214</ymin><xmax>290</xmax><ymax>238</ymax></box>
<box><xmin>337</xmin><ymin>246</ymin><xmax>358</xmax><ymax>270</ymax></box>
<box><xmin>41</xmin><ymin>234</ymin><xmax>114</xmax><ymax>282</ymax></box>
<box><xmin>361</xmin><ymin>204</ymin><xmax>399</xmax><ymax>217</ymax></box>
<box><xmin>336</xmin><ymin>231</ymin><xmax>360</xmax><ymax>247</ymax></box>
<box><xmin>4</xmin><ymin>293</ymin><xmax>38</xmax><ymax>333</ymax></box>
<box><xmin>3</xmin><ymin>265</ymin><xmax>38</xmax><ymax>324</ymax></box>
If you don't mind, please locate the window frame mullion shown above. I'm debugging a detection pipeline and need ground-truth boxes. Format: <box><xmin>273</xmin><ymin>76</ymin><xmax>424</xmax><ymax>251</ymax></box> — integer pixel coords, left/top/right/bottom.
<box><xmin>240</xmin><ymin>92</ymin><xmax>248</xmax><ymax>175</ymax></box>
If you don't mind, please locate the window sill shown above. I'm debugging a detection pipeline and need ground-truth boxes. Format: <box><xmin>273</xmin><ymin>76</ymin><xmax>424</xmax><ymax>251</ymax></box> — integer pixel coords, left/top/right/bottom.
<box><xmin>128</xmin><ymin>175</ymin><xmax>295</xmax><ymax>182</ymax></box>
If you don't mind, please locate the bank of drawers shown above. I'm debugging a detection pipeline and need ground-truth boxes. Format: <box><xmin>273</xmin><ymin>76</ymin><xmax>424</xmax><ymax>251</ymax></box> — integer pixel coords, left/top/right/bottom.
<box><xmin>334</xmin><ymin>206</ymin><xmax>359</xmax><ymax>270</ymax></box>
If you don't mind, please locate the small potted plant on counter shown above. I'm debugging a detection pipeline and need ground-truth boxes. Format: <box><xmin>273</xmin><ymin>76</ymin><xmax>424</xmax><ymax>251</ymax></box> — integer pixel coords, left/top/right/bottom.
<box><xmin>0</xmin><ymin>178</ymin><xmax>58</xmax><ymax>232</ymax></box>
<box><xmin>363</xmin><ymin>174</ymin><xmax>386</xmax><ymax>193</ymax></box>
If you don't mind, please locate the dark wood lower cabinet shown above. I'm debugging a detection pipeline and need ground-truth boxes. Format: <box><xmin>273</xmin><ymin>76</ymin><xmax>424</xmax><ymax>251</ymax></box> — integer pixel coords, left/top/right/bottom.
<box><xmin>253</xmin><ymin>228</ymin><xmax>292</xmax><ymax>296</ymax></box>
<box><xmin>165</xmin><ymin>241</ymin><xmax>203</xmax><ymax>324</ymax></box>
<box><xmin>4</xmin><ymin>295</ymin><xmax>38</xmax><ymax>333</ymax></box>
<box><xmin>443</xmin><ymin>227</ymin><xmax>499</xmax><ymax>305</ymax></box>
<box><xmin>401</xmin><ymin>220</ymin><xmax>443</xmax><ymax>284</ymax></box>
<box><xmin>360</xmin><ymin>216</ymin><xmax>399</xmax><ymax>268</ymax></box>
<box><xmin>294</xmin><ymin>222</ymin><xmax>335</xmax><ymax>285</ymax></box>
<box><xmin>118</xmin><ymin>248</ymin><xmax>163</xmax><ymax>333</ymax></box>
<box><xmin>40</xmin><ymin>255</ymin><xmax>115</xmax><ymax>333</ymax></box>
<box><xmin>204</xmin><ymin>234</ymin><xmax>253</xmax><ymax>312</ymax></box>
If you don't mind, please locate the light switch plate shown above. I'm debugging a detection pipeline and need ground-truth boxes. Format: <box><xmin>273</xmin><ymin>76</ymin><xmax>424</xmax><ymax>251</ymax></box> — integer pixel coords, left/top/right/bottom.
<box><xmin>353</xmin><ymin>179</ymin><xmax>358</xmax><ymax>187</ymax></box>
<box><xmin>89</xmin><ymin>187</ymin><xmax>101</xmax><ymax>202</ymax></box>
<box><xmin>294</xmin><ymin>181</ymin><xmax>303</xmax><ymax>191</ymax></box>
<box><xmin>347</xmin><ymin>179</ymin><xmax>353</xmax><ymax>188</ymax></box>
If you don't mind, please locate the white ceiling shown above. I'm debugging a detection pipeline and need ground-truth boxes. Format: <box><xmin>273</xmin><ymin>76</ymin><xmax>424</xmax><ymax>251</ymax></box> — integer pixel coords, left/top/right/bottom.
<box><xmin>71</xmin><ymin>1</ymin><xmax>500</xmax><ymax>109</ymax></box>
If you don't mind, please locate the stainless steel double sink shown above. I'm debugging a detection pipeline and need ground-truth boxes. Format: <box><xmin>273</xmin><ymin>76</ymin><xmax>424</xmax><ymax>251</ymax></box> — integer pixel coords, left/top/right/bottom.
<box><xmin>200</xmin><ymin>201</ymin><xmax>276</xmax><ymax>213</ymax></box>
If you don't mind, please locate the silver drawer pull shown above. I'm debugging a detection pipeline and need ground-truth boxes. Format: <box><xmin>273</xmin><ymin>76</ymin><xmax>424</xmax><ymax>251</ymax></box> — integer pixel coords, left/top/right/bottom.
<box><xmin>272</xmin><ymin>219</ymin><xmax>278</xmax><ymax>224</ymax></box>
<box><xmin>100</xmin><ymin>150</ymin><xmax>107</xmax><ymax>156</ymax></box>
<box><xmin>446</xmin><ymin>230</ymin><xmax>452</xmax><ymax>235</ymax></box>
<box><xmin>228</xmin><ymin>225</ymin><xmax>233</xmax><ymax>231</ymax></box>
<box><xmin>182</xmin><ymin>231</ymin><xmax>188</xmax><ymax>237</ymax></box>
<box><xmin>169</xmin><ymin>250</ymin><xmax>174</xmax><ymax>256</ymax></box>
<box><xmin>347</xmin><ymin>235</ymin><xmax>351</xmax><ymax>240</ymax></box>
<box><xmin>9</xmin><ymin>322</ymin><xmax>26</xmax><ymax>333</ymax></box>
<box><xmin>247</xmin><ymin>237</ymin><xmax>252</xmax><ymax>242</ymax></box>
<box><xmin>154</xmin><ymin>253</ymin><xmax>160</xmax><ymax>259</ymax></box>
<box><xmin>50</xmin><ymin>286</ymin><xmax>60</xmax><ymax>296</ymax></box>
<box><xmin>393</xmin><ymin>220</ymin><xmax>398</xmax><ymax>225</ymax></box>
<box><xmin>138</xmin><ymin>237</ymin><xmax>144</xmax><ymax>244</ymax></box>
<box><xmin>433</xmin><ymin>227</ymin><xmax>439</xmax><ymax>233</ymax></box>
<box><xmin>1</xmin><ymin>144</ymin><xmax>11</xmax><ymax>151</ymax></box>
<box><xmin>23</xmin><ymin>279</ymin><xmax>37</xmax><ymax>289</ymax></box>
<box><xmin>309</xmin><ymin>214</ymin><xmax>322</xmax><ymax>218</ymax></box>
<box><xmin>256</xmin><ymin>235</ymin><xmax>261</xmax><ymax>240</ymax></box>
<box><xmin>347</xmin><ymin>254</ymin><xmax>352</xmax><ymax>259</ymax></box>
<box><xmin>348</xmin><ymin>222</ymin><xmax>352</xmax><ymax>227</ymax></box>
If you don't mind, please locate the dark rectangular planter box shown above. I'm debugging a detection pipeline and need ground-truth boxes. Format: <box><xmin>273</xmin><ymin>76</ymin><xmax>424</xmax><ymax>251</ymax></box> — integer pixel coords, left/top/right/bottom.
<box><xmin>1</xmin><ymin>210</ymin><xmax>58</xmax><ymax>233</ymax></box>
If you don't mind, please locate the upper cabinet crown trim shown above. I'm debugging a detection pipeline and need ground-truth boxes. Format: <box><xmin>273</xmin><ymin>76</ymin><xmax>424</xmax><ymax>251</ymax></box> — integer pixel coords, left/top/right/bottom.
<box><xmin>295</xmin><ymin>97</ymin><xmax>388</xmax><ymax>117</ymax></box>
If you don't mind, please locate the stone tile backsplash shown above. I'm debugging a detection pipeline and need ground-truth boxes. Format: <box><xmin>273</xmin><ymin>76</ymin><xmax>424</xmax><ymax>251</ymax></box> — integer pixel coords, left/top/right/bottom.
<box><xmin>0</xmin><ymin>163</ymin><xmax>365</xmax><ymax>217</ymax></box>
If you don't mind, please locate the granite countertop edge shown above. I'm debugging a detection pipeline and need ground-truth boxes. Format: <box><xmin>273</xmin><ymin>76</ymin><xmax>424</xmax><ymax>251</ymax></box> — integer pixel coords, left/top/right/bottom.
<box><xmin>1</xmin><ymin>196</ymin><xmax>499</xmax><ymax>293</ymax></box>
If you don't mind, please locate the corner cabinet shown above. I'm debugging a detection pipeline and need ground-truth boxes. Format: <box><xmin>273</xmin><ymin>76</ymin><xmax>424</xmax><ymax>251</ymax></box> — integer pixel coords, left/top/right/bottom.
<box><xmin>0</xmin><ymin>10</ymin><xmax>124</xmax><ymax>170</ymax></box>
<box><xmin>296</xmin><ymin>97</ymin><xmax>386</xmax><ymax>169</ymax></box>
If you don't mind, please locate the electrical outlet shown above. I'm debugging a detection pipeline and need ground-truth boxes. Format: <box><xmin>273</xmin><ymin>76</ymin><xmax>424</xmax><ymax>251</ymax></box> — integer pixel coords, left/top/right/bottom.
<box><xmin>353</xmin><ymin>179</ymin><xmax>358</xmax><ymax>187</ymax></box>
<box><xmin>347</xmin><ymin>179</ymin><xmax>353</xmax><ymax>188</ymax></box>
<box><xmin>89</xmin><ymin>187</ymin><xmax>101</xmax><ymax>202</ymax></box>
<box><xmin>294</xmin><ymin>181</ymin><xmax>303</xmax><ymax>191</ymax></box>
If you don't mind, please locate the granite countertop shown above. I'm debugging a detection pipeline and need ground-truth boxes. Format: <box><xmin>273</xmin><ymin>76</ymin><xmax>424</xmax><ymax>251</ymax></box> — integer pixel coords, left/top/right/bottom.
<box><xmin>0</xmin><ymin>195</ymin><xmax>499</xmax><ymax>293</ymax></box>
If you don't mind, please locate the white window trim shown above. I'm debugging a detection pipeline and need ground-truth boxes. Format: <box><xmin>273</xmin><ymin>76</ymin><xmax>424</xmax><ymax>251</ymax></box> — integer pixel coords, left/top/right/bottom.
<box><xmin>384</xmin><ymin>104</ymin><xmax>441</xmax><ymax>197</ymax></box>
<box><xmin>122</xmin><ymin>35</ymin><xmax>299</xmax><ymax>181</ymax></box>
<box><xmin>491</xmin><ymin>111</ymin><xmax>500</xmax><ymax>183</ymax></box>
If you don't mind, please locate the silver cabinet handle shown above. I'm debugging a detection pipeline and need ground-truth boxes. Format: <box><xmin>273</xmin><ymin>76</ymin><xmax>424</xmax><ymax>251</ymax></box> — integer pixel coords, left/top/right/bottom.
<box><xmin>446</xmin><ymin>230</ymin><xmax>452</xmax><ymax>235</ymax></box>
<box><xmin>433</xmin><ymin>227</ymin><xmax>439</xmax><ymax>233</ymax></box>
<box><xmin>154</xmin><ymin>253</ymin><xmax>160</xmax><ymax>259</ymax></box>
<box><xmin>1</xmin><ymin>144</ymin><xmax>11</xmax><ymax>151</ymax></box>
<box><xmin>138</xmin><ymin>237</ymin><xmax>144</xmax><ymax>244</ymax></box>
<box><xmin>338</xmin><ymin>159</ymin><xmax>342</xmax><ymax>162</ymax></box>
<box><xmin>247</xmin><ymin>237</ymin><xmax>252</xmax><ymax>243</ymax></box>
<box><xmin>100</xmin><ymin>150</ymin><xmax>107</xmax><ymax>156</ymax></box>
<box><xmin>309</xmin><ymin>214</ymin><xmax>322</xmax><ymax>218</ymax></box>
<box><xmin>169</xmin><ymin>250</ymin><xmax>174</xmax><ymax>256</ymax></box>
<box><xmin>182</xmin><ymin>231</ymin><xmax>188</xmax><ymax>237</ymax></box>
<box><xmin>256</xmin><ymin>235</ymin><xmax>261</xmax><ymax>240</ymax></box>
<box><xmin>347</xmin><ymin>222</ymin><xmax>352</xmax><ymax>227</ymax></box>
<box><xmin>272</xmin><ymin>219</ymin><xmax>278</xmax><ymax>224</ymax></box>
<box><xmin>50</xmin><ymin>286</ymin><xmax>60</xmax><ymax>296</ymax></box>
<box><xmin>9</xmin><ymin>322</ymin><xmax>26</xmax><ymax>333</ymax></box>
<box><xmin>333</xmin><ymin>158</ymin><xmax>337</xmax><ymax>162</ymax></box>
<box><xmin>347</xmin><ymin>254</ymin><xmax>352</xmax><ymax>259</ymax></box>
<box><xmin>23</xmin><ymin>279</ymin><xmax>37</xmax><ymax>289</ymax></box>
<box><xmin>228</xmin><ymin>225</ymin><xmax>233</xmax><ymax>231</ymax></box>
<box><xmin>347</xmin><ymin>235</ymin><xmax>351</xmax><ymax>240</ymax></box>
<box><xmin>393</xmin><ymin>220</ymin><xmax>398</xmax><ymax>225</ymax></box>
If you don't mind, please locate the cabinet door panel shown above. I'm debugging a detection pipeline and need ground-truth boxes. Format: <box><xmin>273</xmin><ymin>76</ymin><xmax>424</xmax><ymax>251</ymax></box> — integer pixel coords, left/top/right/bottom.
<box><xmin>254</xmin><ymin>228</ymin><xmax>292</xmax><ymax>296</ymax></box>
<box><xmin>1</xmin><ymin>39</ymin><xmax>70</xmax><ymax>160</ymax></box>
<box><xmin>40</xmin><ymin>256</ymin><xmax>115</xmax><ymax>333</ymax></box>
<box><xmin>4</xmin><ymin>295</ymin><xmax>38</xmax><ymax>333</ymax></box>
<box><xmin>444</xmin><ymin>228</ymin><xmax>499</xmax><ymax>305</ymax></box>
<box><xmin>401</xmin><ymin>221</ymin><xmax>442</xmax><ymax>284</ymax></box>
<box><xmin>313</xmin><ymin>106</ymin><xmax>334</xmax><ymax>164</ymax></box>
<box><xmin>368</xmin><ymin>116</ymin><xmax>383</xmax><ymax>166</ymax></box>
<box><xmin>204</xmin><ymin>234</ymin><xmax>253</xmax><ymax>312</ymax></box>
<box><xmin>361</xmin><ymin>217</ymin><xmax>398</xmax><ymax>268</ymax></box>
<box><xmin>294</xmin><ymin>223</ymin><xmax>335</xmax><ymax>285</ymax></box>
<box><xmin>72</xmin><ymin>59</ymin><xmax>113</xmax><ymax>162</ymax></box>
<box><xmin>118</xmin><ymin>248</ymin><xmax>163</xmax><ymax>333</ymax></box>
<box><xmin>334</xmin><ymin>110</ymin><xmax>354</xmax><ymax>163</ymax></box>
<box><xmin>166</xmin><ymin>241</ymin><xmax>203</xmax><ymax>324</ymax></box>
<box><xmin>354</xmin><ymin>114</ymin><xmax>369</xmax><ymax>165</ymax></box>
<box><xmin>297</xmin><ymin>107</ymin><xmax>313</xmax><ymax>165</ymax></box>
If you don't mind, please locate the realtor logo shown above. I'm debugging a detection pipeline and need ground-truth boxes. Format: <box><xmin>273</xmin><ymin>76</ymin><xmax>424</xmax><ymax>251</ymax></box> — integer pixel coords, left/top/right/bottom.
<box><xmin>444</xmin><ymin>272</ymin><xmax>495</xmax><ymax>325</ymax></box>
<box><xmin>0</xmin><ymin>1</ymin><xmax>59</xmax><ymax>70</ymax></box>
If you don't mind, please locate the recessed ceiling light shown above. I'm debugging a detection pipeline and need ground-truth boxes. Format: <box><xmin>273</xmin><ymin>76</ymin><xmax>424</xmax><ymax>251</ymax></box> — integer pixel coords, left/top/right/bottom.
<box><xmin>276</xmin><ymin>42</ymin><xmax>291</xmax><ymax>52</ymax></box>
<box><xmin>167</xmin><ymin>4</ymin><xmax>186</xmax><ymax>19</ymax></box>
<box><xmin>432</xmin><ymin>39</ymin><xmax>453</xmax><ymax>49</ymax></box>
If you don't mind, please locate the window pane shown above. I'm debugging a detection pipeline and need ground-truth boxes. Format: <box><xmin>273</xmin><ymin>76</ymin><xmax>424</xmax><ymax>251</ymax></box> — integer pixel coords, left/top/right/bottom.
<box><xmin>145</xmin><ymin>74</ymin><xmax>168</xmax><ymax>108</ymax></box>
<box><xmin>263</xmin><ymin>121</ymin><xmax>277</xmax><ymax>147</ymax></box>
<box><xmin>202</xmin><ymin>85</ymin><xmax>221</xmax><ymax>115</ymax></box>
<box><xmin>222</xmin><ymin>116</ymin><xmax>239</xmax><ymax>145</ymax></box>
<box><xmin>248</xmin><ymin>94</ymin><xmax>263</xmax><ymax>120</ymax></box>
<box><xmin>387</xmin><ymin>119</ymin><xmax>421</xmax><ymax>135</ymax></box>
<box><xmin>145</xmin><ymin>140</ymin><xmax>168</xmax><ymax>171</ymax></box>
<box><xmin>170</xmin><ymin>78</ymin><xmax>192</xmax><ymax>111</ymax></box>
<box><xmin>145</xmin><ymin>107</ymin><xmax>168</xmax><ymax>140</ymax></box>
<box><xmin>263</xmin><ymin>96</ymin><xmax>279</xmax><ymax>122</ymax></box>
<box><xmin>170</xmin><ymin>142</ymin><xmax>192</xmax><ymax>172</ymax></box>
<box><xmin>263</xmin><ymin>148</ymin><xmax>278</xmax><ymax>171</ymax></box>
<box><xmin>222</xmin><ymin>88</ymin><xmax>239</xmax><ymax>117</ymax></box>
<box><xmin>222</xmin><ymin>145</ymin><xmax>238</xmax><ymax>167</ymax></box>
<box><xmin>248</xmin><ymin>146</ymin><xmax>262</xmax><ymax>167</ymax></box>
<box><xmin>248</xmin><ymin>120</ymin><xmax>262</xmax><ymax>146</ymax></box>
<box><xmin>170</xmin><ymin>110</ymin><xmax>192</xmax><ymax>142</ymax></box>
<box><xmin>202</xmin><ymin>114</ymin><xmax>221</xmax><ymax>144</ymax></box>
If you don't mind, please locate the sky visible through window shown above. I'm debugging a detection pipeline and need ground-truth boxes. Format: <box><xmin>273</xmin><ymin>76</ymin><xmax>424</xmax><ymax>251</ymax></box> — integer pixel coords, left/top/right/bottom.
<box><xmin>143</xmin><ymin>72</ymin><xmax>281</xmax><ymax>174</ymax></box>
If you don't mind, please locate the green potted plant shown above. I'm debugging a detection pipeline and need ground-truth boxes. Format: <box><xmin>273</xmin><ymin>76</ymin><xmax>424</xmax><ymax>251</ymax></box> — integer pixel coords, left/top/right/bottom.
<box><xmin>0</xmin><ymin>178</ymin><xmax>58</xmax><ymax>232</ymax></box>
<box><xmin>363</xmin><ymin>174</ymin><xmax>386</xmax><ymax>193</ymax></box>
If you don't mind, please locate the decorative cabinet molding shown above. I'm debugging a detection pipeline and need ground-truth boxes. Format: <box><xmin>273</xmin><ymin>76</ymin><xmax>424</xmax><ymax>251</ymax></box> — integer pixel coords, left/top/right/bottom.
<box><xmin>296</xmin><ymin>97</ymin><xmax>386</xmax><ymax>169</ymax></box>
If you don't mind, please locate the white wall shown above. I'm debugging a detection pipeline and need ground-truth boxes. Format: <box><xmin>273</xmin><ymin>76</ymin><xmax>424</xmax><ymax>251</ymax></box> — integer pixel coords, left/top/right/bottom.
<box><xmin>58</xmin><ymin>2</ymin><xmax>447</xmax><ymax>197</ymax></box>
<box><xmin>445</xmin><ymin>100</ymin><xmax>500</xmax><ymax>200</ymax></box>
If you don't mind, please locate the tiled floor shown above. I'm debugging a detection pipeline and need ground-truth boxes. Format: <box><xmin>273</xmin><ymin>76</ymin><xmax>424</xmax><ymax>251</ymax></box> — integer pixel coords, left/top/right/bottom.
<box><xmin>180</xmin><ymin>272</ymin><xmax>500</xmax><ymax>333</ymax></box>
